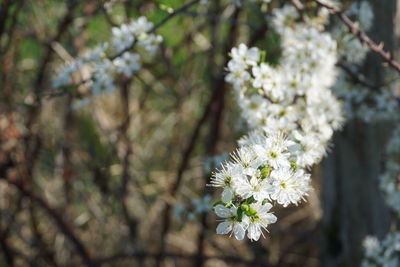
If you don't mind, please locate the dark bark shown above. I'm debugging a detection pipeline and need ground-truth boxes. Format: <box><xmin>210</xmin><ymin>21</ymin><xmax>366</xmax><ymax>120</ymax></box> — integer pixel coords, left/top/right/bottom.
<box><xmin>321</xmin><ymin>1</ymin><xmax>398</xmax><ymax>266</ymax></box>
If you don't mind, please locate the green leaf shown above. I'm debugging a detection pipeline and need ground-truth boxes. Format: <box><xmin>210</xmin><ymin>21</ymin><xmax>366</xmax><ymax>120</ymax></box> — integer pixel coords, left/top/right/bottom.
<box><xmin>212</xmin><ymin>200</ymin><xmax>226</xmax><ymax>207</ymax></box>
<box><xmin>245</xmin><ymin>196</ymin><xmax>256</xmax><ymax>204</ymax></box>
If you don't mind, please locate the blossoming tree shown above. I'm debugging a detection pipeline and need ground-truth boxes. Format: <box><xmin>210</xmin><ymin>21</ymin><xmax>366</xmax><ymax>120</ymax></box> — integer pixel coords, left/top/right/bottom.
<box><xmin>0</xmin><ymin>0</ymin><xmax>399</xmax><ymax>266</ymax></box>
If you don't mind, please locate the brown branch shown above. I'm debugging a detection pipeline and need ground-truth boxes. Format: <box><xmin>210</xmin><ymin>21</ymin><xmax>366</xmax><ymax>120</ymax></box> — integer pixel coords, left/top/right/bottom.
<box><xmin>313</xmin><ymin>0</ymin><xmax>400</xmax><ymax>73</ymax></box>
<box><xmin>28</xmin><ymin>204</ymin><xmax>58</xmax><ymax>266</ymax></box>
<box><xmin>94</xmin><ymin>251</ymin><xmax>273</xmax><ymax>267</ymax></box>
<box><xmin>0</xmin><ymin>0</ymin><xmax>13</xmax><ymax>39</ymax></box>
<box><xmin>111</xmin><ymin>0</ymin><xmax>201</xmax><ymax>60</ymax></box>
<box><xmin>118</xmin><ymin>77</ymin><xmax>140</xmax><ymax>247</ymax></box>
<box><xmin>24</xmin><ymin>0</ymin><xmax>80</xmax><ymax>178</ymax></box>
<box><xmin>152</xmin><ymin>0</ymin><xmax>201</xmax><ymax>32</ymax></box>
<box><xmin>290</xmin><ymin>0</ymin><xmax>306</xmax><ymax>20</ymax></box>
<box><xmin>6</xmin><ymin>180</ymin><xmax>96</xmax><ymax>267</ymax></box>
<box><xmin>41</xmin><ymin>0</ymin><xmax>201</xmax><ymax>100</ymax></box>
<box><xmin>157</xmin><ymin>95</ymin><xmax>213</xmax><ymax>266</ymax></box>
<box><xmin>336</xmin><ymin>62</ymin><xmax>380</xmax><ymax>91</ymax></box>
<box><xmin>0</xmin><ymin>229</ymin><xmax>14</xmax><ymax>266</ymax></box>
<box><xmin>0</xmin><ymin>0</ymin><xmax>24</xmax><ymax>54</ymax></box>
<box><xmin>195</xmin><ymin>6</ymin><xmax>241</xmax><ymax>267</ymax></box>
<box><xmin>60</xmin><ymin>95</ymin><xmax>74</xmax><ymax>204</ymax></box>
<box><xmin>33</xmin><ymin>0</ymin><xmax>80</xmax><ymax>96</ymax></box>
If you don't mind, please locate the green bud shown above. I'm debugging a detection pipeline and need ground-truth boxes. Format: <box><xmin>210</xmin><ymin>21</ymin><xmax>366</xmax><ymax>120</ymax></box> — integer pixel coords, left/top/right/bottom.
<box><xmin>260</xmin><ymin>165</ymin><xmax>272</xmax><ymax>179</ymax></box>
<box><xmin>290</xmin><ymin>161</ymin><xmax>298</xmax><ymax>170</ymax></box>
<box><xmin>245</xmin><ymin>207</ymin><xmax>257</xmax><ymax>217</ymax></box>
<box><xmin>241</xmin><ymin>204</ymin><xmax>249</xmax><ymax>212</ymax></box>
<box><xmin>260</xmin><ymin>50</ymin><xmax>267</xmax><ymax>63</ymax></box>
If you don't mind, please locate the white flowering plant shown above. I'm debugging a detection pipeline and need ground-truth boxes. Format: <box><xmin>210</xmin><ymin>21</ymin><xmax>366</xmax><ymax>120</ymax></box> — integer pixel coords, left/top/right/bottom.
<box><xmin>209</xmin><ymin>3</ymin><xmax>346</xmax><ymax>241</ymax></box>
<box><xmin>4</xmin><ymin>0</ymin><xmax>400</xmax><ymax>265</ymax></box>
<box><xmin>52</xmin><ymin>16</ymin><xmax>162</xmax><ymax>98</ymax></box>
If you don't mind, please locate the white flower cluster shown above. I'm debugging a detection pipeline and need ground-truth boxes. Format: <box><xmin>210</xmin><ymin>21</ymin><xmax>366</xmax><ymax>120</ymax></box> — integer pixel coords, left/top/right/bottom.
<box><xmin>362</xmin><ymin>233</ymin><xmax>400</xmax><ymax>267</ymax></box>
<box><xmin>331</xmin><ymin>1</ymin><xmax>400</xmax><ymax>122</ymax></box>
<box><xmin>210</xmin><ymin>4</ymin><xmax>343</xmax><ymax>241</ymax></box>
<box><xmin>53</xmin><ymin>16</ymin><xmax>162</xmax><ymax>96</ymax></box>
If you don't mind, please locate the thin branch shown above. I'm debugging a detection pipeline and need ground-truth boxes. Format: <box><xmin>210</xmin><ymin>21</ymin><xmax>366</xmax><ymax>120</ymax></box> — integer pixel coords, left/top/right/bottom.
<box><xmin>111</xmin><ymin>0</ymin><xmax>201</xmax><ymax>60</ymax></box>
<box><xmin>118</xmin><ymin>77</ymin><xmax>140</xmax><ymax>247</ymax></box>
<box><xmin>42</xmin><ymin>0</ymin><xmax>201</xmax><ymax>100</ymax></box>
<box><xmin>336</xmin><ymin>62</ymin><xmax>380</xmax><ymax>90</ymax></box>
<box><xmin>0</xmin><ymin>0</ymin><xmax>13</xmax><ymax>39</ymax></box>
<box><xmin>0</xmin><ymin>229</ymin><xmax>14</xmax><ymax>266</ymax></box>
<box><xmin>196</xmin><ymin>6</ymin><xmax>241</xmax><ymax>267</ymax></box>
<box><xmin>94</xmin><ymin>251</ymin><xmax>273</xmax><ymax>267</ymax></box>
<box><xmin>313</xmin><ymin>0</ymin><xmax>400</xmax><ymax>73</ymax></box>
<box><xmin>6</xmin><ymin>179</ymin><xmax>96</xmax><ymax>267</ymax></box>
<box><xmin>25</xmin><ymin>0</ymin><xmax>80</xmax><ymax>170</ymax></box>
<box><xmin>157</xmin><ymin>95</ymin><xmax>213</xmax><ymax>265</ymax></box>
<box><xmin>152</xmin><ymin>0</ymin><xmax>201</xmax><ymax>32</ymax></box>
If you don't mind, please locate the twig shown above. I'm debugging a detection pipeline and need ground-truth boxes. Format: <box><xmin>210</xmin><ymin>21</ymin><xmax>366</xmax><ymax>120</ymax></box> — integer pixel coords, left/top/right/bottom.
<box><xmin>336</xmin><ymin>62</ymin><xmax>380</xmax><ymax>90</ymax></box>
<box><xmin>0</xmin><ymin>0</ymin><xmax>24</xmax><ymax>54</ymax></box>
<box><xmin>41</xmin><ymin>0</ymin><xmax>201</xmax><ymax>100</ymax></box>
<box><xmin>118</xmin><ymin>77</ymin><xmax>140</xmax><ymax>247</ymax></box>
<box><xmin>0</xmin><ymin>0</ymin><xmax>13</xmax><ymax>39</ymax></box>
<box><xmin>6</xmin><ymin>180</ymin><xmax>96</xmax><ymax>267</ymax></box>
<box><xmin>0</xmin><ymin>228</ymin><xmax>14</xmax><ymax>266</ymax></box>
<box><xmin>313</xmin><ymin>0</ymin><xmax>400</xmax><ymax>73</ymax></box>
<box><xmin>94</xmin><ymin>251</ymin><xmax>273</xmax><ymax>267</ymax></box>
<box><xmin>24</xmin><ymin>0</ymin><xmax>79</xmax><ymax>175</ymax></box>
<box><xmin>195</xmin><ymin>6</ymin><xmax>241</xmax><ymax>267</ymax></box>
<box><xmin>111</xmin><ymin>0</ymin><xmax>201</xmax><ymax>60</ymax></box>
<box><xmin>157</xmin><ymin>94</ymin><xmax>213</xmax><ymax>266</ymax></box>
<box><xmin>28</xmin><ymin>204</ymin><xmax>58</xmax><ymax>266</ymax></box>
<box><xmin>290</xmin><ymin>0</ymin><xmax>305</xmax><ymax>20</ymax></box>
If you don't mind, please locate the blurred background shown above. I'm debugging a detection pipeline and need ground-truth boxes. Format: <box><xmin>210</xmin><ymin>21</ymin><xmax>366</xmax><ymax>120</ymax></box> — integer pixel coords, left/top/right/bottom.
<box><xmin>0</xmin><ymin>0</ymin><xmax>398</xmax><ymax>266</ymax></box>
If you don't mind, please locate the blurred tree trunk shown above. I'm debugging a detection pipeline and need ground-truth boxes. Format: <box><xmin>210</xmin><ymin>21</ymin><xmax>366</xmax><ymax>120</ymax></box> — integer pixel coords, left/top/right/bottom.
<box><xmin>321</xmin><ymin>0</ymin><xmax>399</xmax><ymax>266</ymax></box>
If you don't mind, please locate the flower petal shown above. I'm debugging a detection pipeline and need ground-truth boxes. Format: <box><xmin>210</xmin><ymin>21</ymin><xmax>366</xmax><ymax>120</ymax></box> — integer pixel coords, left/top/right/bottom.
<box><xmin>216</xmin><ymin>221</ymin><xmax>232</xmax><ymax>235</ymax></box>
<box><xmin>214</xmin><ymin>205</ymin><xmax>231</xmax><ymax>218</ymax></box>
<box><xmin>233</xmin><ymin>224</ymin><xmax>246</xmax><ymax>240</ymax></box>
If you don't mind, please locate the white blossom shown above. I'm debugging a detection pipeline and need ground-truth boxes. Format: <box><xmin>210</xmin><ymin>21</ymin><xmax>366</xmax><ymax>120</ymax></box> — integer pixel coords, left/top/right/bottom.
<box><xmin>225</xmin><ymin>60</ymin><xmax>250</xmax><ymax>89</ymax></box>
<box><xmin>112</xmin><ymin>24</ymin><xmax>135</xmax><ymax>53</ymax></box>
<box><xmin>247</xmin><ymin>203</ymin><xmax>277</xmax><ymax>241</ymax></box>
<box><xmin>52</xmin><ymin>16</ymin><xmax>162</xmax><ymax>99</ymax></box>
<box><xmin>113</xmin><ymin>52</ymin><xmax>141</xmax><ymax>77</ymax></box>
<box><xmin>269</xmin><ymin>168</ymin><xmax>311</xmax><ymax>207</ymax></box>
<box><xmin>214</xmin><ymin>205</ymin><xmax>249</xmax><ymax>240</ymax></box>
<box><xmin>231</xmin><ymin>44</ymin><xmax>260</xmax><ymax>66</ymax></box>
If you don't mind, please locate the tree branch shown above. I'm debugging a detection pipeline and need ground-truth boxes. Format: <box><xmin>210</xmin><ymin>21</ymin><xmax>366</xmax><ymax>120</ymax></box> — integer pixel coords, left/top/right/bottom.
<box><xmin>312</xmin><ymin>0</ymin><xmax>400</xmax><ymax>73</ymax></box>
<box><xmin>94</xmin><ymin>251</ymin><xmax>273</xmax><ymax>267</ymax></box>
<box><xmin>6</xmin><ymin>180</ymin><xmax>96</xmax><ymax>267</ymax></box>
